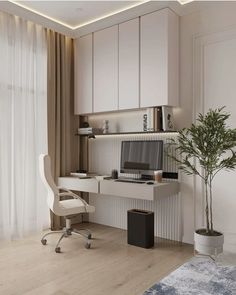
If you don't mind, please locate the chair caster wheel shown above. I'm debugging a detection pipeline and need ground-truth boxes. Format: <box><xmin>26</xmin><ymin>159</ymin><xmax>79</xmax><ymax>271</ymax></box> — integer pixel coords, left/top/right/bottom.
<box><xmin>85</xmin><ymin>242</ymin><xmax>91</xmax><ymax>249</ymax></box>
<box><xmin>55</xmin><ymin>247</ymin><xmax>61</xmax><ymax>253</ymax></box>
<box><xmin>41</xmin><ymin>239</ymin><xmax>47</xmax><ymax>245</ymax></box>
<box><xmin>88</xmin><ymin>233</ymin><xmax>92</xmax><ymax>239</ymax></box>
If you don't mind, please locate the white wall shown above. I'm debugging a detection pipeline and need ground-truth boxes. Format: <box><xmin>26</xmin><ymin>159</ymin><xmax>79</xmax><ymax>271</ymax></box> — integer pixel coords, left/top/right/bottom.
<box><xmin>178</xmin><ymin>2</ymin><xmax>236</xmax><ymax>250</ymax></box>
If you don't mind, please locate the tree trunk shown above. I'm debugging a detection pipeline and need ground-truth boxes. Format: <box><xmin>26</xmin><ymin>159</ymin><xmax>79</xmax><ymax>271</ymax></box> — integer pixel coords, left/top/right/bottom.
<box><xmin>209</xmin><ymin>177</ymin><xmax>213</xmax><ymax>234</ymax></box>
<box><xmin>205</xmin><ymin>180</ymin><xmax>210</xmax><ymax>233</ymax></box>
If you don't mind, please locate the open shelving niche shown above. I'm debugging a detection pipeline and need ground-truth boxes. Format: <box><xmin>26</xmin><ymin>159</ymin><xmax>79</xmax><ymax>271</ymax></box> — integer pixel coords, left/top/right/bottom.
<box><xmin>76</xmin><ymin>109</ymin><xmax>179</xmax><ymax>175</ymax></box>
<box><xmin>77</xmin><ymin>107</ymin><xmax>178</xmax><ymax>137</ymax></box>
<box><xmin>76</xmin><ymin>109</ymin><xmax>179</xmax><ymax>180</ymax></box>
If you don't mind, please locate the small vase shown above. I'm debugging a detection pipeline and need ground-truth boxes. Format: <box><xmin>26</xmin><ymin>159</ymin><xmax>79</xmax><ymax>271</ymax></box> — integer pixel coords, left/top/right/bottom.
<box><xmin>103</xmin><ymin>120</ymin><xmax>109</xmax><ymax>134</ymax></box>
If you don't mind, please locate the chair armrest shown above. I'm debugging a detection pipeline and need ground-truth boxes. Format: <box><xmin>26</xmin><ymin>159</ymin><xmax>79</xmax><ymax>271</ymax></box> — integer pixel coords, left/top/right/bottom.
<box><xmin>58</xmin><ymin>187</ymin><xmax>72</xmax><ymax>193</ymax></box>
<box><xmin>58</xmin><ymin>192</ymin><xmax>89</xmax><ymax>207</ymax></box>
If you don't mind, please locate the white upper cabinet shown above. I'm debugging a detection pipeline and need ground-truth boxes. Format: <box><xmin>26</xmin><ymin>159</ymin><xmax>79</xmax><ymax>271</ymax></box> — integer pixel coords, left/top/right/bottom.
<box><xmin>119</xmin><ymin>18</ymin><xmax>139</xmax><ymax>110</ymax></box>
<box><xmin>94</xmin><ymin>26</ymin><xmax>118</xmax><ymax>113</ymax></box>
<box><xmin>75</xmin><ymin>8</ymin><xmax>179</xmax><ymax>114</ymax></box>
<box><xmin>140</xmin><ymin>9</ymin><xmax>179</xmax><ymax>108</ymax></box>
<box><xmin>74</xmin><ymin>34</ymin><xmax>93</xmax><ymax>115</ymax></box>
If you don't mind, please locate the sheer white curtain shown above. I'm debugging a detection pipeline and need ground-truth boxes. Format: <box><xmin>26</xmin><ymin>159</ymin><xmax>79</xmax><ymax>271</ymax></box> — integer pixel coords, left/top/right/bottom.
<box><xmin>0</xmin><ymin>12</ymin><xmax>49</xmax><ymax>239</ymax></box>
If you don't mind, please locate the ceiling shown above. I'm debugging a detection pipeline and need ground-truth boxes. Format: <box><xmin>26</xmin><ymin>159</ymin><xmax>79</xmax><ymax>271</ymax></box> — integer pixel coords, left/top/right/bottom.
<box><xmin>0</xmin><ymin>1</ymin><xmax>211</xmax><ymax>38</ymax></box>
<box><xmin>17</xmin><ymin>1</ymin><xmax>145</xmax><ymax>28</ymax></box>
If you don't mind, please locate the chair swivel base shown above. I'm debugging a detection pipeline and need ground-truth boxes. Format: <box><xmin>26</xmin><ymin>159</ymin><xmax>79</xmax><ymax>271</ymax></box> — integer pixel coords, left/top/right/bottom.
<box><xmin>41</xmin><ymin>219</ymin><xmax>92</xmax><ymax>253</ymax></box>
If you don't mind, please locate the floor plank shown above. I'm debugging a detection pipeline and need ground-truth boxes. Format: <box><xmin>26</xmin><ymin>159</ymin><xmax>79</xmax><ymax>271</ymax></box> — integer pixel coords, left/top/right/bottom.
<box><xmin>0</xmin><ymin>223</ymin><xmax>193</xmax><ymax>295</ymax></box>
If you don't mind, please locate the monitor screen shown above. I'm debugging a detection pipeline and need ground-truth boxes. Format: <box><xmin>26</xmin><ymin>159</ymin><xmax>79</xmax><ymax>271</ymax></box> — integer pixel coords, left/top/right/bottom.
<box><xmin>120</xmin><ymin>140</ymin><xmax>163</xmax><ymax>174</ymax></box>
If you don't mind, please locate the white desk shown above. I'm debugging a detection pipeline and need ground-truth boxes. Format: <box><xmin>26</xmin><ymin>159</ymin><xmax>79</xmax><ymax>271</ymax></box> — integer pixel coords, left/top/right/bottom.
<box><xmin>58</xmin><ymin>177</ymin><xmax>179</xmax><ymax>201</ymax></box>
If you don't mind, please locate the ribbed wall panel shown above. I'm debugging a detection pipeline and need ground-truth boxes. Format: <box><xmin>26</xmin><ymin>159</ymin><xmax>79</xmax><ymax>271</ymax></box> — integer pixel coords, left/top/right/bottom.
<box><xmin>88</xmin><ymin>133</ymin><xmax>182</xmax><ymax>241</ymax></box>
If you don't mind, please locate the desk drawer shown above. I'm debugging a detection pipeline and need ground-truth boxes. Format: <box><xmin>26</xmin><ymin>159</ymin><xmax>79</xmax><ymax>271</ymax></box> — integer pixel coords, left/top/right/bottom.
<box><xmin>100</xmin><ymin>180</ymin><xmax>179</xmax><ymax>200</ymax></box>
<box><xmin>58</xmin><ymin>177</ymin><xmax>99</xmax><ymax>193</ymax></box>
<box><xmin>100</xmin><ymin>180</ymin><xmax>154</xmax><ymax>200</ymax></box>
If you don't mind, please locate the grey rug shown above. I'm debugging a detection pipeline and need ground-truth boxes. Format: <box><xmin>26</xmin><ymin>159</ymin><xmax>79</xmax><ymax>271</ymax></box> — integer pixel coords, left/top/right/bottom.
<box><xmin>144</xmin><ymin>257</ymin><xmax>236</xmax><ymax>295</ymax></box>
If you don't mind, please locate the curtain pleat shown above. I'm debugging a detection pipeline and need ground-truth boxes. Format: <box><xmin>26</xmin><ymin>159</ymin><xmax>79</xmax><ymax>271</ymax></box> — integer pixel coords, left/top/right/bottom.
<box><xmin>47</xmin><ymin>30</ymin><xmax>79</xmax><ymax>230</ymax></box>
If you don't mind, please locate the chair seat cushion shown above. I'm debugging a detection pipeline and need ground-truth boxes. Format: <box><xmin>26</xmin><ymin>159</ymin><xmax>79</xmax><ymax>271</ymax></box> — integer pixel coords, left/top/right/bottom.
<box><xmin>59</xmin><ymin>199</ymin><xmax>95</xmax><ymax>216</ymax></box>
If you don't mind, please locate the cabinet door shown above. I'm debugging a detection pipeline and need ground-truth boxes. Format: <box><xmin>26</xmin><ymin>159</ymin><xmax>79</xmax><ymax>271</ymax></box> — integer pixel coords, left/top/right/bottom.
<box><xmin>74</xmin><ymin>34</ymin><xmax>93</xmax><ymax>114</ymax></box>
<box><xmin>119</xmin><ymin>18</ymin><xmax>139</xmax><ymax>110</ymax></box>
<box><xmin>94</xmin><ymin>26</ymin><xmax>118</xmax><ymax>113</ymax></box>
<box><xmin>140</xmin><ymin>9</ymin><xmax>179</xmax><ymax>108</ymax></box>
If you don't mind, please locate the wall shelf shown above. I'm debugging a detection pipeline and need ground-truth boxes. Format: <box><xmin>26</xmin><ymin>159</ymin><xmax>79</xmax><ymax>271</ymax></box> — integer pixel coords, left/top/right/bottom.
<box><xmin>75</xmin><ymin>131</ymin><xmax>179</xmax><ymax>137</ymax></box>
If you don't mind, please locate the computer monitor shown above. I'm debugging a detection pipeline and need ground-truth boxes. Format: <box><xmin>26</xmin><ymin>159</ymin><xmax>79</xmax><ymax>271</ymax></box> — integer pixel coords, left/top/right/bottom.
<box><xmin>120</xmin><ymin>140</ymin><xmax>163</xmax><ymax>176</ymax></box>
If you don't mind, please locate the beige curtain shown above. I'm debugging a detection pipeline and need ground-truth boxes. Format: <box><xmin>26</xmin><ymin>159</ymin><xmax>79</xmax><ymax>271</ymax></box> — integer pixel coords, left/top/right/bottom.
<box><xmin>47</xmin><ymin>30</ymin><xmax>79</xmax><ymax>230</ymax></box>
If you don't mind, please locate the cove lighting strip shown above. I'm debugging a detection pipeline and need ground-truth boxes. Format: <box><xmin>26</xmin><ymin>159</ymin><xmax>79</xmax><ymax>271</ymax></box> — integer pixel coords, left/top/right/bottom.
<box><xmin>8</xmin><ymin>0</ymin><xmax>194</xmax><ymax>30</ymax></box>
<box><xmin>8</xmin><ymin>0</ymin><xmax>151</xmax><ymax>30</ymax></box>
<box><xmin>177</xmin><ymin>0</ymin><xmax>194</xmax><ymax>4</ymax></box>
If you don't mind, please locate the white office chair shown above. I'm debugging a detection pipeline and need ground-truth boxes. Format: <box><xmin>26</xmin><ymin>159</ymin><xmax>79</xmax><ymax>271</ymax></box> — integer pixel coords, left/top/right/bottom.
<box><xmin>39</xmin><ymin>154</ymin><xmax>95</xmax><ymax>253</ymax></box>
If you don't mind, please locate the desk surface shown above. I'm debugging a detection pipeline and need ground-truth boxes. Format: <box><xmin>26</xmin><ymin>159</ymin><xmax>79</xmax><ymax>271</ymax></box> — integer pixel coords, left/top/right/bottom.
<box><xmin>58</xmin><ymin>177</ymin><xmax>179</xmax><ymax>201</ymax></box>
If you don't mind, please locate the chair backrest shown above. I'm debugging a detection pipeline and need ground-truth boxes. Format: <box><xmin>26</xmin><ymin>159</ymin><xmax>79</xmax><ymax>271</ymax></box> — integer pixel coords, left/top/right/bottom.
<box><xmin>39</xmin><ymin>154</ymin><xmax>59</xmax><ymax>213</ymax></box>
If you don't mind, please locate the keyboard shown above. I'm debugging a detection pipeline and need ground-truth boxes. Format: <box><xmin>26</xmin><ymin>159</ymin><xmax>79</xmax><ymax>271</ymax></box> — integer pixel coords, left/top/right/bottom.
<box><xmin>115</xmin><ymin>179</ymin><xmax>145</xmax><ymax>184</ymax></box>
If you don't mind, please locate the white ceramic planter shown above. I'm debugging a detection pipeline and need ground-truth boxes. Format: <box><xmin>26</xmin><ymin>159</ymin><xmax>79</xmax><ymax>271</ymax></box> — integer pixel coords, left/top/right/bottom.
<box><xmin>194</xmin><ymin>230</ymin><xmax>224</xmax><ymax>256</ymax></box>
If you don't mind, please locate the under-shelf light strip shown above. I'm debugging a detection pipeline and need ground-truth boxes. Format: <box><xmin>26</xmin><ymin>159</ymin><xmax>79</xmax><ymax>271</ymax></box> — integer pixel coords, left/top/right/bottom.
<box><xmin>94</xmin><ymin>132</ymin><xmax>179</xmax><ymax>138</ymax></box>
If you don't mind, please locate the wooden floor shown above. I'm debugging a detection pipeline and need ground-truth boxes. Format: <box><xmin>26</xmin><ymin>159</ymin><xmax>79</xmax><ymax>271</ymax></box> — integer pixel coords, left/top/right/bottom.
<box><xmin>0</xmin><ymin>223</ymin><xmax>193</xmax><ymax>295</ymax></box>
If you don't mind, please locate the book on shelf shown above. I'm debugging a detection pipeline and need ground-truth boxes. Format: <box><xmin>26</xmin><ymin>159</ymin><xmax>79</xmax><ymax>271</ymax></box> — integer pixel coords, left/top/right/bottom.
<box><xmin>145</xmin><ymin>107</ymin><xmax>163</xmax><ymax>132</ymax></box>
<box><xmin>162</xmin><ymin>106</ymin><xmax>175</xmax><ymax>131</ymax></box>
<box><xmin>146</xmin><ymin>108</ymin><xmax>154</xmax><ymax>132</ymax></box>
<box><xmin>154</xmin><ymin>107</ymin><xmax>163</xmax><ymax>131</ymax></box>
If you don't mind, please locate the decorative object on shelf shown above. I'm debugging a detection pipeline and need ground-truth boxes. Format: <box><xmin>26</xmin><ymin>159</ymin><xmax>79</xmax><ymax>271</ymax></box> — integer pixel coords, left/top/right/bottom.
<box><xmin>162</xmin><ymin>106</ymin><xmax>175</xmax><ymax>131</ymax></box>
<box><xmin>71</xmin><ymin>172</ymin><xmax>87</xmax><ymax>177</ymax></box>
<box><xmin>103</xmin><ymin>120</ymin><xmax>109</xmax><ymax>134</ymax></box>
<box><xmin>143</xmin><ymin>113</ymin><xmax>148</xmax><ymax>131</ymax></box>
<box><xmin>154</xmin><ymin>170</ymin><xmax>163</xmax><ymax>182</ymax></box>
<box><xmin>143</xmin><ymin>108</ymin><xmax>155</xmax><ymax>132</ymax></box>
<box><xmin>147</xmin><ymin>108</ymin><xmax>154</xmax><ymax>132</ymax></box>
<box><xmin>88</xmin><ymin>134</ymin><xmax>96</xmax><ymax>139</ymax></box>
<box><xmin>81</xmin><ymin>122</ymin><xmax>89</xmax><ymax>128</ymax></box>
<box><xmin>170</xmin><ymin>107</ymin><xmax>236</xmax><ymax>258</ymax></box>
<box><xmin>95</xmin><ymin>175</ymin><xmax>110</xmax><ymax>181</ymax></box>
<box><xmin>76</xmin><ymin>169</ymin><xmax>87</xmax><ymax>174</ymax></box>
<box><xmin>111</xmin><ymin>169</ymin><xmax>118</xmax><ymax>179</ymax></box>
<box><xmin>78</xmin><ymin>127</ymin><xmax>102</xmax><ymax>135</ymax></box>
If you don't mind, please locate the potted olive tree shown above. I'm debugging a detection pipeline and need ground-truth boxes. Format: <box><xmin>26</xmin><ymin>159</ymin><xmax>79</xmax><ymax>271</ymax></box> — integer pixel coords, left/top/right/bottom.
<box><xmin>171</xmin><ymin>107</ymin><xmax>236</xmax><ymax>256</ymax></box>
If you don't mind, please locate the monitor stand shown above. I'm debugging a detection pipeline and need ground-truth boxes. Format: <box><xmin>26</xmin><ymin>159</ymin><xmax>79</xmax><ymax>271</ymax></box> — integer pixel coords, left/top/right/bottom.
<box><xmin>119</xmin><ymin>174</ymin><xmax>153</xmax><ymax>181</ymax></box>
<box><xmin>140</xmin><ymin>174</ymin><xmax>153</xmax><ymax>181</ymax></box>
